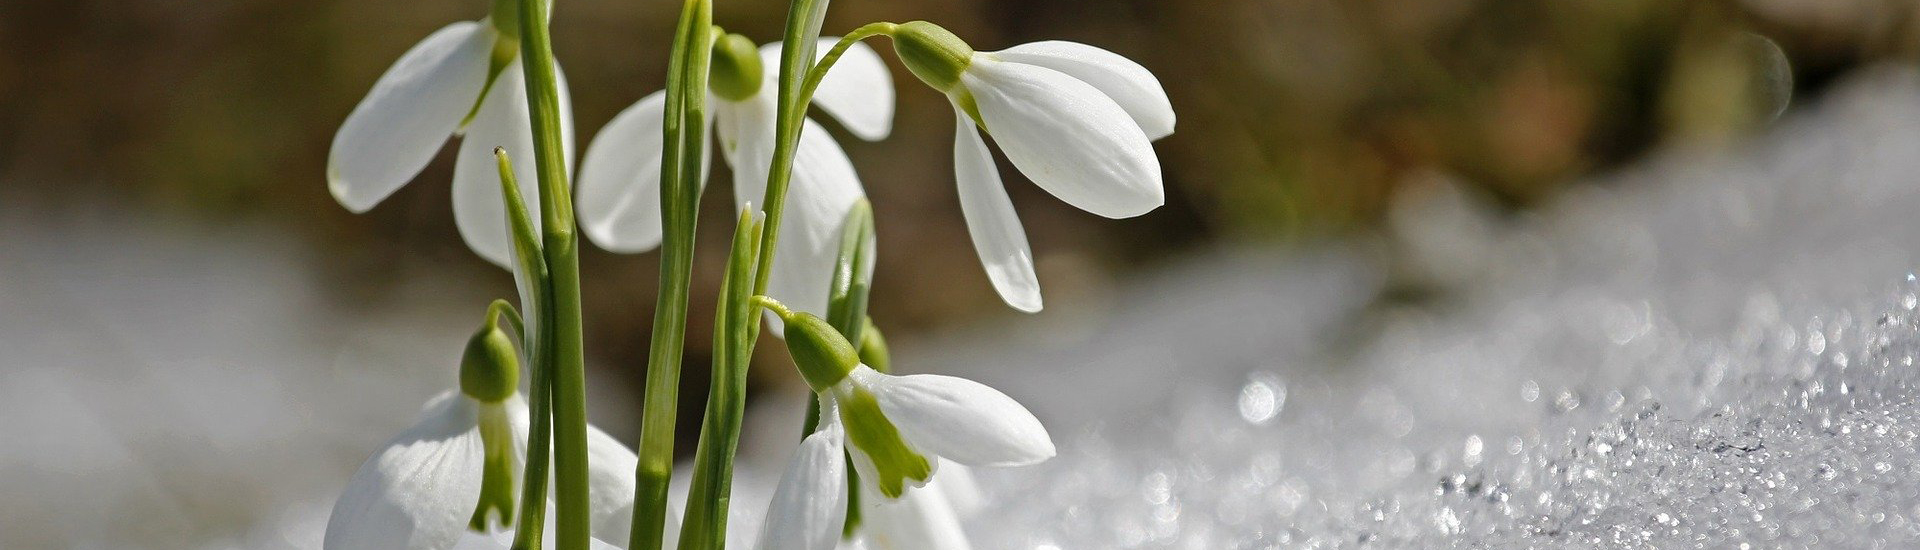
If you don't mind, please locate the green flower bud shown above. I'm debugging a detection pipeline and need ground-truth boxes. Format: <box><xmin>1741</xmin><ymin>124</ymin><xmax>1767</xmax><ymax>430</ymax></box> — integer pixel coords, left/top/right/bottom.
<box><xmin>859</xmin><ymin>319</ymin><xmax>891</xmax><ymax>374</ymax></box>
<box><xmin>710</xmin><ymin>33</ymin><xmax>764</xmax><ymax>102</ymax></box>
<box><xmin>460</xmin><ymin>324</ymin><xmax>520</xmax><ymax>403</ymax></box>
<box><xmin>891</xmin><ymin>21</ymin><xmax>973</xmax><ymax>93</ymax></box>
<box><xmin>762</xmin><ymin>298</ymin><xmax>860</xmax><ymax>392</ymax></box>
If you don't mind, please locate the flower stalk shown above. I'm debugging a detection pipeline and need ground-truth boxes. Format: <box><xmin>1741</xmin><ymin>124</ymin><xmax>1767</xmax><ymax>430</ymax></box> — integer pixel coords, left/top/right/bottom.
<box><xmin>508</xmin><ymin>0</ymin><xmax>592</xmax><ymax>546</ymax></box>
<box><xmin>750</xmin><ymin>16</ymin><xmax>886</xmax><ymax>302</ymax></box>
<box><xmin>497</xmin><ymin>149</ymin><xmax>556</xmax><ymax>550</ymax></box>
<box><xmin>631</xmin><ymin>0</ymin><xmax>714</xmax><ymax>547</ymax></box>
<box><xmin>677</xmin><ymin>208</ymin><xmax>763</xmax><ymax>549</ymax></box>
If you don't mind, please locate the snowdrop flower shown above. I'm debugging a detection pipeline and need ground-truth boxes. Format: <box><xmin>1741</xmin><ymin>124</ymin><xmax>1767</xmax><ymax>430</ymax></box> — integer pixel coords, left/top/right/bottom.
<box><xmin>888</xmin><ymin>21</ymin><xmax>1173</xmax><ymax>312</ymax></box>
<box><xmin>576</xmin><ymin>33</ymin><xmax>891</xmax><ymax>321</ymax></box>
<box><xmin>752</xmin><ymin>299</ymin><xmax>1052</xmax><ymax>550</ymax></box>
<box><xmin>327</xmin><ymin>1</ymin><xmax>576</xmax><ymax>268</ymax></box>
<box><xmin>323</xmin><ymin>320</ymin><xmax>656</xmax><ymax>550</ymax></box>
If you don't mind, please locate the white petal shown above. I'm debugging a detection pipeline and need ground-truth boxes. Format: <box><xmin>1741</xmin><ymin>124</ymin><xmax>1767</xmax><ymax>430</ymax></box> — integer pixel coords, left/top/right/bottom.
<box><xmin>446</xmin><ymin>511</ymin><xmax>623</xmax><ymax>550</ymax></box>
<box><xmin>851</xmin><ymin>367</ymin><xmax>1054</xmax><ymax>467</ymax></box>
<box><xmin>765</xmin><ymin>119</ymin><xmax>869</xmax><ymax>323</ymax></box>
<box><xmin>952</xmin><ymin>111</ymin><xmax>1041</xmax><ymax>313</ymax></box>
<box><xmin>557</xmin><ymin>63</ymin><xmax>579</xmax><ymax>186</ymax></box>
<box><xmin>452</xmin><ymin>61</ymin><xmax>577</xmax><ymax>268</ymax></box>
<box><xmin>586</xmin><ymin>423</ymin><xmax>645</xmax><ymax>548</ymax></box>
<box><xmin>928</xmin><ymin>461</ymin><xmax>984</xmax><ymax>518</ymax></box>
<box><xmin>858</xmin><ymin>480</ymin><xmax>971</xmax><ymax>550</ymax></box>
<box><xmin>329</xmin><ymin>22</ymin><xmax>494</xmax><ymax>213</ymax></box>
<box><xmin>448</xmin><ymin>528</ymin><xmax>516</xmax><ymax>550</ymax></box>
<box><xmin>762</xmin><ymin>39</ymin><xmax>895</xmax><ymax>140</ymax></box>
<box><xmin>990</xmin><ymin>41</ymin><xmax>1173</xmax><ymax>140</ymax></box>
<box><xmin>577</xmin><ymin>91</ymin><xmax>668</xmax><ymax>252</ymax></box>
<box><xmin>754</xmin><ymin>413</ymin><xmax>847</xmax><ymax>550</ymax></box>
<box><xmin>717</xmin><ymin>94</ymin><xmax>778</xmax><ymax>204</ymax></box>
<box><xmin>962</xmin><ymin>58</ymin><xmax>1163</xmax><ymax>219</ymax></box>
<box><xmin>502</xmin><ymin>393</ymin><xmax>533</xmax><ymax>457</ymax></box>
<box><xmin>324</xmin><ymin>391</ymin><xmax>486</xmax><ymax>550</ymax></box>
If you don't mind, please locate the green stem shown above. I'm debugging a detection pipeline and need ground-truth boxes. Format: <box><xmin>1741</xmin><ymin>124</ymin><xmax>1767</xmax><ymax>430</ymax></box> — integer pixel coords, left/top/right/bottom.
<box><xmin>808</xmin><ymin>200</ymin><xmax>875</xmax><ymax>537</ymax></box>
<box><xmin>676</xmin><ymin>210</ymin><xmax>762</xmax><ymax>550</ymax></box>
<box><xmin>797</xmin><ymin>23</ymin><xmax>896</xmax><ymax>109</ymax></box>
<box><xmin>631</xmin><ymin>0</ymin><xmax>713</xmax><ymax>547</ymax></box>
<box><xmin>514</xmin><ymin>1</ymin><xmax>590</xmax><ymax>549</ymax></box>
<box><xmin>749</xmin><ymin>13</ymin><xmax>881</xmax><ymax>300</ymax></box>
<box><xmin>498</xmin><ymin>150</ymin><xmax>553</xmax><ymax>550</ymax></box>
<box><xmin>674</xmin><ymin>1</ymin><xmax>881</xmax><ymax>545</ymax></box>
<box><xmin>487</xmin><ymin>298</ymin><xmax>526</xmax><ymax>337</ymax></box>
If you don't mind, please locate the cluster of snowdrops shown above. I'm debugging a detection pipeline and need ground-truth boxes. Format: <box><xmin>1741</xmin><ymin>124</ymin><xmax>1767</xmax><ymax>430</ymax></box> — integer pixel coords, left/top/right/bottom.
<box><xmin>318</xmin><ymin>0</ymin><xmax>1172</xmax><ymax>548</ymax></box>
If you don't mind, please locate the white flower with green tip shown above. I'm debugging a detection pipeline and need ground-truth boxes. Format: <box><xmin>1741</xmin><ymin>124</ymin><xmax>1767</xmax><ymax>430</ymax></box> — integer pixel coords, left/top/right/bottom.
<box><xmin>891</xmin><ymin>21</ymin><xmax>1174</xmax><ymax>312</ymax></box>
<box><xmin>753</xmin><ymin>299</ymin><xmax>1053</xmax><ymax>550</ymax></box>
<box><xmin>326</xmin><ymin>0</ymin><xmax>576</xmax><ymax>268</ymax></box>
<box><xmin>322</xmin><ymin>320</ymin><xmax>663</xmax><ymax>550</ymax></box>
<box><xmin>321</xmin><ymin>390</ymin><xmax>651</xmax><ymax>549</ymax></box>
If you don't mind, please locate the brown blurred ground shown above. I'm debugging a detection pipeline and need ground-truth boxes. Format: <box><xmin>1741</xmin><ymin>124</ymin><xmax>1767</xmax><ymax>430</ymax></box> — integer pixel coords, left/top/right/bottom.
<box><xmin>1</xmin><ymin>0</ymin><xmax>1916</xmax><ymax>442</ymax></box>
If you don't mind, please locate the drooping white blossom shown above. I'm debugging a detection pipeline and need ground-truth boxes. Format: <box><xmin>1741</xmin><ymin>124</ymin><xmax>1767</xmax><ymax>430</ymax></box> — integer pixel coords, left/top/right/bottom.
<box><xmin>755</xmin><ymin>400</ymin><xmax>849</xmax><ymax>550</ymax></box>
<box><xmin>762</xmin><ymin>365</ymin><xmax>1048</xmax><ymax>548</ymax></box>
<box><xmin>757</xmin><ymin>305</ymin><xmax>1054</xmax><ymax>550</ymax></box>
<box><xmin>327</xmin><ymin>11</ymin><xmax>577</xmax><ymax>268</ymax></box>
<box><xmin>322</xmin><ymin>390</ymin><xmax>662</xmax><ymax>550</ymax></box>
<box><xmin>894</xmin><ymin>22</ymin><xmax>1174</xmax><ymax>312</ymax></box>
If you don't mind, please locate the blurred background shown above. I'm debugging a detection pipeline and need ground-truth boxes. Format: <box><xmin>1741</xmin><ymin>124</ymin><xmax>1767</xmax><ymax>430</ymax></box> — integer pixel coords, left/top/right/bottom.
<box><xmin>3</xmin><ymin>0</ymin><xmax>1920</xmax><ymax>548</ymax></box>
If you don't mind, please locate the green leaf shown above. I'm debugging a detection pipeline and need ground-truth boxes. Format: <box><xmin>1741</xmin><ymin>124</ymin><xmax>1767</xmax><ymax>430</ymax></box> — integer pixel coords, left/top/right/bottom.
<box><xmin>826</xmin><ymin>199</ymin><xmax>875</xmax><ymax>344</ymax></box>
<box><xmin>495</xmin><ymin>149</ymin><xmax>554</xmax><ymax>550</ymax></box>
<box><xmin>678</xmin><ymin>207</ymin><xmax>763</xmax><ymax>550</ymax></box>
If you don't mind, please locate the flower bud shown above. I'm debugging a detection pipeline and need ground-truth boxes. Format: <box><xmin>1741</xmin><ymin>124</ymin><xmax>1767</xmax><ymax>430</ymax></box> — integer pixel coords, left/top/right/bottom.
<box><xmin>710</xmin><ymin>33</ymin><xmax>764</xmax><ymax>101</ymax></box>
<box><xmin>460</xmin><ymin>324</ymin><xmax>520</xmax><ymax>403</ymax></box>
<box><xmin>859</xmin><ymin>319</ymin><xmax>891</xmax><ymax>373</ymax></box>
<box><xmin>764</xmin><ymin>299</ymin><xmax>860</xmax><ymax>392</ymax></box>
<box><xmin>891</xmin><ymin>21</ymin><xmax>973</xmax><ymax>93</ymax></box>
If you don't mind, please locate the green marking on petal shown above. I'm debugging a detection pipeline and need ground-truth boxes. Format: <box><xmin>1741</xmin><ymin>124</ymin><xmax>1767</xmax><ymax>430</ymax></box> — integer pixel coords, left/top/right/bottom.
<box><xmin>488</xmin><ymin>0</ymin><xmax>522</xmax><ymax>42</ymax></box>
<box><xmin>461</xmin><ymin>35</ymin><xmax>521</xmax><ymax>130</ymax></box>
<box><xmin>838</xmin><ymin>387</ymin><xmax>931</xmax><ymax>498</ymax></box>
<box><xmin>950</xmin><ymin>88</ymin><xmax>984</xmax><ymax>129</ymax></box>
<box><xmin>470</xmin><ymin>402</ymin><xmax>519</xmax><ymax>531</ymax></box>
